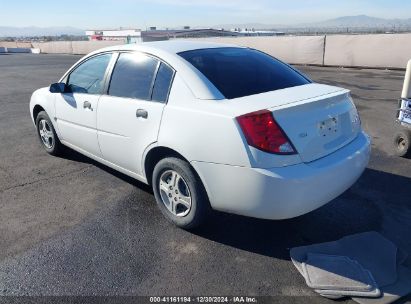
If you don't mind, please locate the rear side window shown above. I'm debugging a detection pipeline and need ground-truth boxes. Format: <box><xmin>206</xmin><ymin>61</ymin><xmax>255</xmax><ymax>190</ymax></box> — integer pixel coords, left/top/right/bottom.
<box><xmin>67</xmin><ymin>53</ymin><xmax>112</xmax><ymax>94</ymax></box>
<box><xmin>178</xmin><ymin>48</ymin><xmax>311</xmax><ymax>99</ymax></box>
<box><xmin>109</xmin><ymin>52</ymin><xmax>158</xmax><ymax>100</ymax></box>
<box><xmin>152</xmin><ymin>63</ymin><xmax>174</xmax><ymax>103</ymax></box>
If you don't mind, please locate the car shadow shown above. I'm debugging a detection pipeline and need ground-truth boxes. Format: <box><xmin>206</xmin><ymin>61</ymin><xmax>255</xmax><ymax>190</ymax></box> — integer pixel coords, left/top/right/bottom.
<box><xmin>58</xmin><ymin>147</ymin><xmax>153</xmax><ymax>194</ymax></box>
<box><xmin>58</xmin><ymin>147</ymin><xmax>411</xmax><ymax>264</ymax></box>
<box><xmin>186</xmin><ymin>168</ymin><xmax>411</xmax><ymax>301</ymax></box>
<box><xmin>191</xmin><ymin>167</ymin><xmax>411</xmax><ymax>263</ymax></box>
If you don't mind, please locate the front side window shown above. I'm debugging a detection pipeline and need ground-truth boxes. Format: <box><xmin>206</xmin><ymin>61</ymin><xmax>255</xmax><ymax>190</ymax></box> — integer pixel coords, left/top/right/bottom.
<box><xmin>108</xmin><ymin>52</ymin><xmax>159</xmax><ymax>100</ymax></box>
<box><xmin>178</xmin><ymin>47</ymin><xmax>311</xmax><ymax>99</ymax></box>
<box><xmin>67</xmin><ymin>53</ymin><xmax>112</xmax><ymax>94</ymax></box>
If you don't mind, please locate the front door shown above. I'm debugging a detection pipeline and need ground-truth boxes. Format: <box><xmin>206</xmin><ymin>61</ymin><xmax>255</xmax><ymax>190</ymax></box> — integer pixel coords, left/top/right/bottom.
<box><xmin>55</xmin><ymin>53</ymin><xmax>112</xmax><ymax>157</ymax></box>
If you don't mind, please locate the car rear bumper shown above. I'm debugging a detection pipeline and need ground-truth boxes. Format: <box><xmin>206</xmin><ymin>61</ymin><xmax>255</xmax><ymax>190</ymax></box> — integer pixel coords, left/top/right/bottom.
<box><xmin>191</xmin><ymin>131</ymin><xmax>371</xmax><ymax>220</ymax></box>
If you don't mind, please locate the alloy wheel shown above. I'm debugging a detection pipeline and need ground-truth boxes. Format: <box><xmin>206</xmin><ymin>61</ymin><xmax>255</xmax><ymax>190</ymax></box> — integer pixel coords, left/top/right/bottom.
<box><xmin>38</xmin><ymin>119</ymin><xmax>54</xmax><ymax>149</ymax></box>
<box><xmin>159</xmin><ymin>170</ymin><xmax>192</xmax><ymax>217</ymax></box>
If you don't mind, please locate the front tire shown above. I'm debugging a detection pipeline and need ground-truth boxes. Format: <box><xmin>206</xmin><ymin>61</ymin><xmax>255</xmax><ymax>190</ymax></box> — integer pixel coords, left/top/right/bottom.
<box><xmin>393</xmin><ymin>129</ymin><xmax>411</xmax><ymax>158</ymax></box>
<box><xmin>152</xmin><ymin>157</ymin><xmax>210</xmax><ymax>229</ymax></box>
<box><xmin>35</xmin><ymin>111</ymin><xmax>63</xmax><ymax>156</ymax></box>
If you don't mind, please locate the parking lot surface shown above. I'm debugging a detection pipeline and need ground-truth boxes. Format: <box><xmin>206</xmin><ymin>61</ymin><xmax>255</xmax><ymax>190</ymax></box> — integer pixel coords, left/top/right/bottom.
<box><xmin>0</xmin><ymin>54</ymin><xmax>410</xmax><ymax>302</ymax></box>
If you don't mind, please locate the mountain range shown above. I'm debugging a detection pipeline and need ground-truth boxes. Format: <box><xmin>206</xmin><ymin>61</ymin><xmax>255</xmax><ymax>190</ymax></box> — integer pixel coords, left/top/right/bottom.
<box><xmin>2</xmin><ymin>15</ymin><xmax>411</xmax><ymax>37</ymax></box>
<box><xmin>214</xmin><ymin>15</ymin><xmax>411</xmax><ymax>30</ymax></box>
<box><xmin>300</xmin><ymin>15</ymin><xmax>411</xmax><ymax>28</ymax></box>
<box><xmin>0</xmin><ymin>26</ymin><xmax>84</xmax><ymax>37</ymax></box>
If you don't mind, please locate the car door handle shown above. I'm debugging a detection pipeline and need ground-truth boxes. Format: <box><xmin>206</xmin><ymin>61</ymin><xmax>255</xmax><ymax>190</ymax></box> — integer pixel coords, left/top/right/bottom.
<box><xmin>83</xmin><ymin>101</ymin><xmax>93</xmax><ymax>111</ymax></box>
<box><xmin>136</xmin><ymin>109</ymin><xmax>148</xmax><ymax>119</ymax></box>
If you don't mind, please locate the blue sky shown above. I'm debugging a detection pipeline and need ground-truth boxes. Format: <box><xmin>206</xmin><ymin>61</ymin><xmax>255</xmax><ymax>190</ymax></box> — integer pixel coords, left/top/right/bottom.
<box><xmin>1</xmin><ymin>0</ymin><xmax>410</xmax><ymax>28</ymax></box>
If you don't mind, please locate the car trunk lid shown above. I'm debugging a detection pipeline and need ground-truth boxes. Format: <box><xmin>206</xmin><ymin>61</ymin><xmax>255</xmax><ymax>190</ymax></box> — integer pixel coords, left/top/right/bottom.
<box><xmin>271</xmin><ymin>90</ymin><xmax>360</xmax><ymax>163</ymax></box>
<box><xmin>228</xmin><ymin>83</ymin><xmax>361</xmax><ymax>165</ymax></box>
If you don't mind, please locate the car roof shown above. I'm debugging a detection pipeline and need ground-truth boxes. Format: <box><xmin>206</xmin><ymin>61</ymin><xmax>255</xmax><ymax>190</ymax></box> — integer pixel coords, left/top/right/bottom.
<box><xmin>96</xmin><ymin>40</ymin><xmax>243</xmax><ymax>55</ymax></box>
<box><xmin>82</xmin><ymin>41</ymin><xmax>247</xmax><ymax>100</ymax></box>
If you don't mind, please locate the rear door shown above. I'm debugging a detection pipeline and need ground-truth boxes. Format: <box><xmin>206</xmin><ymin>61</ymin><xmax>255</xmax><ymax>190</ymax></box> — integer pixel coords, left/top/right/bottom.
<box><xmin>55</xmin><ymin>53</ymin><xmax>112</xmax><ymax>156</ymax></box>
<box><xmin>97</xmin><ymin>52</ymin><xmax>174</xmax><ymax>175</ymax></box>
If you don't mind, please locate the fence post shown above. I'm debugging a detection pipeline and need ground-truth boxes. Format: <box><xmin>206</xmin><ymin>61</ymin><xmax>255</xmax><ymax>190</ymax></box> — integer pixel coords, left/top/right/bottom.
<box><xmin>322</xmin><ymin>35</ymin><xmax>327</xmax><ymax>66</ymax></box>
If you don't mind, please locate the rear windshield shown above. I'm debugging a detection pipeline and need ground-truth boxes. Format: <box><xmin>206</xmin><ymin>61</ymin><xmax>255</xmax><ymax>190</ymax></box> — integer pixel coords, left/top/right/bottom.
<box><xmin>178</xmin><ymin>47</ymin><xmax>311</xmax><ymax>99</ymax></box>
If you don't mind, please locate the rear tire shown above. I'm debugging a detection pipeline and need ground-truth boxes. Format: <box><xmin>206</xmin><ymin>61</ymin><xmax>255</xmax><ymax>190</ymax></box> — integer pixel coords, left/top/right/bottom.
<box><xmin>35</xmin><ymin>111</ymin><xmax>63</xmax><ymax>156</ymax></box>
<box><xmin>152</xmin><ymin>157</ymin><xmax>210</xmax><ymax>229</ymax></box>
<box><xmin>393</xmin><ymin>129</ymin><xmax>411</xmax><ymax>158</ymax></box>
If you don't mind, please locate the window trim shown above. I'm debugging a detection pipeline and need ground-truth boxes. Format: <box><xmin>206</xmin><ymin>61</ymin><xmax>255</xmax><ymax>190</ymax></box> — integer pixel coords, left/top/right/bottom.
<box><xmin>148</xmin><ymin>61</ymin><xmax>161</xmax><ymax>101</ymax></box>
<box><xmin>150</xmin><ymin>62</ymin><xmax>176</xmax><ymax>103</ymax></box>
<box><xmin>102</xmin><ymin>52</ymin><xmax>120</xmax><ymax>94</ymax></box>
<box><xmin>104</xmin><ymin>50</ymin><xmax>176</xmax><ymax>104</ymax></box>
<box><xmin>60</xmin><ymin>52</ymin><xmax>114</xmax><ymax>96</ymax></box>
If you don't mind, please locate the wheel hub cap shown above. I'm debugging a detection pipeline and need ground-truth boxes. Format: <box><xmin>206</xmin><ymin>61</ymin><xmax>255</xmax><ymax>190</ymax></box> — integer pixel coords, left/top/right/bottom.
<box><xmin>38</xmin><ymin>119</ymin><xmax>54</xmax><ymax>149</ymax></box>
<box><xmin>159</xmin><ymin>170</ymin><xmax>192</xmax><ymax>217</ymax></box>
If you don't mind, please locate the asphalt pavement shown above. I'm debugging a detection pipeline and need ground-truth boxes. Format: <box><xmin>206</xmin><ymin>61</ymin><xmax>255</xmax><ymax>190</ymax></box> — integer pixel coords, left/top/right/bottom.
<box><xmin>0</xmin><ymin>53</ymin><xmax>410</xmax><ymax>303</ymax></box>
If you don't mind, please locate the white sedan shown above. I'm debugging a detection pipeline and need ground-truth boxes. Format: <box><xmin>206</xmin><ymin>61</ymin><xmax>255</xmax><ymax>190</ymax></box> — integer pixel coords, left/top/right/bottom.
<box><xmin>30</xmin><ymin>41</ymin><xmax>370</xmax><ymax>229</ymax></box>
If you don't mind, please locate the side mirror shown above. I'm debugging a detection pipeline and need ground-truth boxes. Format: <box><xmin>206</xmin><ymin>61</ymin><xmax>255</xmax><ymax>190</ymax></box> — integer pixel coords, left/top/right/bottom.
<box><xmin>49</xmin><ymin>83</ymin><xmax>67</xmax><ymax>93</ymax></box>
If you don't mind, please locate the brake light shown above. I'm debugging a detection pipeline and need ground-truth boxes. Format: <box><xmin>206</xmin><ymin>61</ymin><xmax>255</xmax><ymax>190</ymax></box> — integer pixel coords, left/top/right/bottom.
<box><xmin>236</xmin><ymin>110</ymin><xmax>296</xmax><ymax>155</ymax></box>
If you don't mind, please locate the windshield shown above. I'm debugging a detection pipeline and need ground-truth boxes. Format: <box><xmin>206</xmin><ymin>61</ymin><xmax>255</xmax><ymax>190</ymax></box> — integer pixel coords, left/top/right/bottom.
<box><xmin>178</xmin><ymin>47</ymin><xmax>311</xmax><ymax>99</ymax></box>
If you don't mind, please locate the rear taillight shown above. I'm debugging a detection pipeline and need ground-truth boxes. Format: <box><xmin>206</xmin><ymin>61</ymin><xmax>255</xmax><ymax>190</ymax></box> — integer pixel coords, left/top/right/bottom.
<box><xmin>236</xmin><ymin>110</ymin><xmax>296</xmax><ymax>155</ymax></box>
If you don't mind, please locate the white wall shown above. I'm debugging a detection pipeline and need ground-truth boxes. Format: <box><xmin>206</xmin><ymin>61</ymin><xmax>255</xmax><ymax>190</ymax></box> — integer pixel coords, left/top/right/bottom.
<box><xmin>324</xmin><ymin>33</ymin><xmax>411</xmax><ymax>69</ymax></box>
<box><xmin>191</xmin><ymin>36</ymin><xmax>325</xmax><ymax>65</ymax></box>
<box><xmin>191</xmin><ymin>34</ymin><xmax>411</xmax><ymax>69</ymax></box>
<box><xmin>30</xmin><ymin>41</ymin><xmax>123</xmax><ymax>55</ymax></box>
<box><xmin>2</xmin><ymin>34</ymin><xmax>411</xmax><ymax>69</ymax></box>
<box><xmin>31</xmin><ymin>41</ymin><xmax>73</xmax><ymax>54</ymax></box>
<box><xmin>71</xmin><ymin>41</ymin><xmax>123</xmax><ymax>54</ymax></box>
<box><xmin>0</xmin><ymin>41</ymin><xmax>32</xmax><ymax>48</ymax></box>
